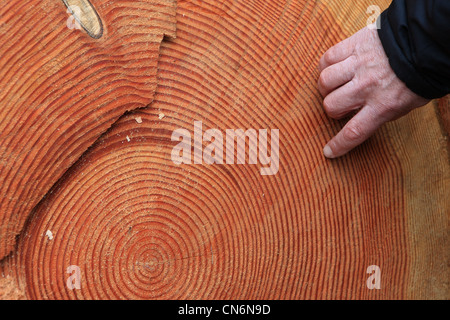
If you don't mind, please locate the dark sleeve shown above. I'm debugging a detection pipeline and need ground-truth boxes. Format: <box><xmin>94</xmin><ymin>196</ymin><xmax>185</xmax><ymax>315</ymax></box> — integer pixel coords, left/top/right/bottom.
<box><xmin>377</xmin><ymin>0</ymin><xmax>450</xmax><ymax>100</ymax></box>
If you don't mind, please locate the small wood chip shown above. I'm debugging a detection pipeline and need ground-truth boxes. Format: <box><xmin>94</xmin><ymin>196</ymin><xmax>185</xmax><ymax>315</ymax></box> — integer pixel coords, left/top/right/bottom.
<box><xmin>158</xmin><ymin>113</ymin><xmax>165</xmax><ymax>120</ymax></box>
<box><xmin>135</xmin><ymin>117</ymin><xmax>142</xmax><ymax>124</ymax></box>
<box><xmin>126</xmin><ymin>136</ymin><xmax>131</xmax><ymax>142</ymax></box>
<box><xmin>46</xmin><ymin>230</ymin><xmax>53</xmax><ymax>240</ymax></box>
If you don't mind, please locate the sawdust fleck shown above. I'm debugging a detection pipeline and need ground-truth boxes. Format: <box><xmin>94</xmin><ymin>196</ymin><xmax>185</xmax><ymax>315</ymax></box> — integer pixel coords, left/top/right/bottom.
<box><xmin>46</xmin><ymin>230</ymin><xmax>54</xmax><ymax>240</ymax></box>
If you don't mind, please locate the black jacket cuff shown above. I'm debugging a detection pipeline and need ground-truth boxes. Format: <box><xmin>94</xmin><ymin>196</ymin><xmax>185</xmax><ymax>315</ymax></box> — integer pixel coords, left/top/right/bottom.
<box><xmin>377</xmin><ymin>8</ymin><xmax>448</xmax><ymax>100</ymax></box>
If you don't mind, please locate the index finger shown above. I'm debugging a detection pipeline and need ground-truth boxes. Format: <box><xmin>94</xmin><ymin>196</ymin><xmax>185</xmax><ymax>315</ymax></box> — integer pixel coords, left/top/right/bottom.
<box><xmin>323</xmin><ymin>106</ymin><xmax>384</xmax><ymax>158</ymax></box>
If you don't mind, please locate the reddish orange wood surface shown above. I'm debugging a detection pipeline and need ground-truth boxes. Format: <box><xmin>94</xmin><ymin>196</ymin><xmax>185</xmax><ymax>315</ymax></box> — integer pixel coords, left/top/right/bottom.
<box><xmin>0</xmin><ymin>0</ymin><xmax>177</xmax><ymax>259</ymax></box>
<box><xmin>1</xmin><ymin>0</ymin><xmax>448</xmax><ymax>300</ymax></box>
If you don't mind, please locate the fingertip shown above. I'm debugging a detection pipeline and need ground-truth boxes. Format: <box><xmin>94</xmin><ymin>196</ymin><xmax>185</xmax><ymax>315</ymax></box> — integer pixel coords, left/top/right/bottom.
<box><xmin>323</xmin><ymin>145</ymin><xmax>335</xmax><ymax>159</ymax></box>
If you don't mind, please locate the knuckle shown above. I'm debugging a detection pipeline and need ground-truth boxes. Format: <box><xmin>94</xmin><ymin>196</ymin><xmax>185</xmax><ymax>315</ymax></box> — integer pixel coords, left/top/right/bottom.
<box><xmin>377</xmin><ymin>103</ymin><xmax>403</xmax><ymax>121</ymax></box>
<box><xmin>323</xmin><ymin>50</ymin><xmax>334</xmax><ymax>65</ymax></box>
<box><xmin>348</xmin><ymin>54</ymin><xmax>358</xmax><ymax>65</ymax></box>
<box><xmin>378</xmin><ymin>103</ymin><xmax>395</xmax><ymax>117</ymax></box>
<box><xmin>323</xmin><ymin>96</ymin><xmax>336</xmax><ymax>115</ymax></box>
<box><xmin>354</xmin><ymin>75</ymin><xmax>373</xmax><ymax>94</ymax></box>
<box><xmin>346</xmin><ymin>55</ymin><xmax>358</xmax><ymax>74</ymax></box>
<box><xmin>358</xmin><ymin>75</ymin><xmax>372</xmax><ymax>88</ymax></box>
<box><xmin>347</xmin><ymin>78</ymin><xmax>357</xmax><ymax>91</ymax></box>
<box><xmin>319</xmin><ymin>69</ymin><xmax>331</xmax><ymax>89</ymax></box>
<box><xmin>319</xmin><ymin>55</ymin><xmax>327</xmax><ymax>71</ymax></box>
<box><xmin>343</xmin><ymin>123</ymin><xmax>364</xmax><ymax>142</ymax></box>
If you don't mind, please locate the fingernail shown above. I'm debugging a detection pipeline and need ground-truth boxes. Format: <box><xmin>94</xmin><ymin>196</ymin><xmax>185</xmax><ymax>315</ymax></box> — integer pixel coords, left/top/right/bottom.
<box><xmin>323</xmin><ymin>145</ymin><xmax>334</xmax><ymax>158</ymax></box>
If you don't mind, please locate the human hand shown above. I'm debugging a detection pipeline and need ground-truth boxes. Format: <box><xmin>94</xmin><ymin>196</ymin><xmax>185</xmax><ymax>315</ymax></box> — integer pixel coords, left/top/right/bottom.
<box><xmin>318</xmin><ymin>27</ymin><xmax>430</xmax><ymax>159</ymax></box>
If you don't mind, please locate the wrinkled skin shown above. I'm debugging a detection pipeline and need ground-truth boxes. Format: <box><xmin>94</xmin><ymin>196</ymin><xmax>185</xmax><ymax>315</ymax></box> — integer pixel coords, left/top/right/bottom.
<box><xmin>318</xmin><ymin>27</ymin><xmax>430</xmax><ymax>158</ymax></box>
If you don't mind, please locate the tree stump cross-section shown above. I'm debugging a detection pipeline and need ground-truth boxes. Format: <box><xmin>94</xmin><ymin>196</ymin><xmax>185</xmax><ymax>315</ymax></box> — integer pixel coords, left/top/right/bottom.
<box><xmin>1</xmin><ymin>0</ymin><xmax>449</xmax><ymax>300</ymax></box>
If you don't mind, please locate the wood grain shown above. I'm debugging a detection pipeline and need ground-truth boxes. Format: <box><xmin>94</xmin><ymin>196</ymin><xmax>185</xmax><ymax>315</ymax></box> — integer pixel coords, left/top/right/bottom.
<box><xmin>2</xmin><ymin>0</ymin><xmax>449</xmax><ymax>300</ymax></box>
<box><xmin>0</xmin><ymin>0</ymin><xmax>177</xmax><ymax>260</ymax></box>
<box><xmin>437</xmin><ymin>96</ymin><xmax>450</xmax><ymax>152</ymax></box>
